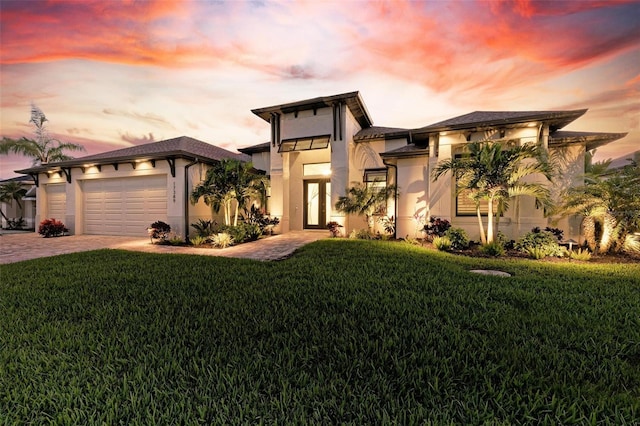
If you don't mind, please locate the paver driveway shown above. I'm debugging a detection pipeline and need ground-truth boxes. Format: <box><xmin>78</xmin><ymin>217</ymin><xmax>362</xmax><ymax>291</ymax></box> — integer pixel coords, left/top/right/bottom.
<box><xmin>0</xmin><ymin>231</ymin><xmax>326</xmax><ymax>264</ymax></box>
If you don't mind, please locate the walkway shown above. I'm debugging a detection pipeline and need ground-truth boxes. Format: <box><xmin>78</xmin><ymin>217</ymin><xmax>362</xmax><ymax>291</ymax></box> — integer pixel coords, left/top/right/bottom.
<box><xmin>0</xmin><ymin>231</ymin><xmax>327</xmax><ymax>265</ymax></box>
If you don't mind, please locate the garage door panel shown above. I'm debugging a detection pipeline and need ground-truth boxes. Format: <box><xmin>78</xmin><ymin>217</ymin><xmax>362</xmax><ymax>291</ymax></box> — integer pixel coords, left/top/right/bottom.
<box><xmin>83</xmin><ymin>175</ymin><xmax>167</xmax><ymax>236</ymax></box>
<box><xmin>47</xmin><ymin>184</ymin><xmax>67</xmax><ymax>220</ymax></box>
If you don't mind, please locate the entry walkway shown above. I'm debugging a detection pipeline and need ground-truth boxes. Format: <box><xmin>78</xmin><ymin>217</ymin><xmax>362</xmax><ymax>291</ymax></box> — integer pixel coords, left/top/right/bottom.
<box><xmin>0</xmin><ymin>231</ymin><xmax>327</xmax><ymax>265</ymax></box>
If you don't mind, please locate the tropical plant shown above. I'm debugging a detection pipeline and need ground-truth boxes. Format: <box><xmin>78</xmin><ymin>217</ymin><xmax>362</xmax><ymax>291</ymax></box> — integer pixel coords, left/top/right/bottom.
<box><xmin>378</xmin><ymin>215</ymin><xmax>396</xmax><ymax>236</ymax></box>
<box><xmin>147</xmin><ymin>221</ymin><xmax>171</xmax><ymax>243</ymax></box>
<box><xmin>189</xmin><ymin>235</ymin><xmax>208</xmax><ymax>247</ymax></box>
<box><xmin>191</xmin><ymin>219</ymin><xmax>217</xmax><ymax>237</ymax></box>
<box><xmin>326</xmin><ymin>221</ymin><xmax>343</xmax><ymax>238</ymax></box>
<box><xmin>212</xmin><ymin>232</ymin><xmax>234</xmax><ymax>248</ymax></box>
<box><xmin>38</xmin><ymin>218</ymin><xmax>68</xmax><ymax>237</ymax></box>
<box><xmin>569</xmin><ymin>248</ymin><xmax>592</xmax><ymax>261</ymax></box>
<box><xmin>444</xmin><ymin>227</ymin><xmax>469</xmax><ymax>250</ymax></box>
<box><xmin>191</xmin><ymin>159</ymin><xmax>265</xmax><ymax>227</ymax></box>
<box><xmin>242</xmin><ymin>204</ymin><xmax>279</xmax><ymax>235</ymax></box>
<box><xmin>432</xmin><ymin>141</ymin><xmax>553</xmax><ymax>244</ymax></box>
<box><xmin>479</xmin><ymin>241</ymin><xmax>505</xmax><ymax>257</ymax></box>
<box><xmin>423</xmin><ymin>217</ymin><xmax>451</xmax><ymax>241</ymax></box>
<box><xmin>0</xmin><ymin>181</ymin><xmax>27</xmax><ymax>224</ymax></box>
<box><xmin>555</xmin><ymin>157</ymin><xmax>640</xmax><ymax>253</ymax></box>
<box><xmin>432</xmin><ymin>236</ymin><xmax>452</xmax><ymax>251</ymax></box>
<box><xmin>0</xmin><ymin>104</ymin><xmax>84</xmax><ymax>165</ymax></box>
<box><xmin>515</xmin><ymin>229</ymin><xmax>563</xmax><ymax>258</ymax></box>
<box><xmin>349</xmin><ymin>229</ymin><xmax>376</xmax><ymax>240</ymax></box>
<box><xmin>335</xmin><ymin>182</ymin><xmax>396</xmax><ymax>233</ymax></box>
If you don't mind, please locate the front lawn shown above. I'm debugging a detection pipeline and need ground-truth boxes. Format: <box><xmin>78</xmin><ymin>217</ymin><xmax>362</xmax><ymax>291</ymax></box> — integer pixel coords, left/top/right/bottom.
<box><xmin>1</xmin><ymin>240</ymin><xmax>639</xmax><ymax>424</ymax></box>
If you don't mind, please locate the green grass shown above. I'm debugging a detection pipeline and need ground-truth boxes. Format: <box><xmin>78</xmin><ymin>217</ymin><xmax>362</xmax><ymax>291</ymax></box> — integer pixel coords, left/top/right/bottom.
<box><xmin>1</xmin><ymin>240</ymin><xmax>639</xmax><ymax>424</ymax></box>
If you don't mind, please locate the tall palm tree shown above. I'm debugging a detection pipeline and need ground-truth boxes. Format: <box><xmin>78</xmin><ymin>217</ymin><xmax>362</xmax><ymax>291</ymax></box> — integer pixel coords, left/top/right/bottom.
<box><xmin>191</xmin><ymin>159</ymin><xmax>264</xmax><ymax>226</ymax></box>
<box><xmin>335</xmin><ymin>182</ymin><xmax>397</xmax><ymax>233</ymax></box>
<box><xmin>0</xmin><ymin>182</ymin><xmax>27</xmax><ymax>223</ymax></box>
<box><xmin>0</xmin><ymin>104</ymin><xmax>84</xmax><ymax>165</ymax></box>
<box><xmin>432</xmin><ymin>141</ymin><xmax>553</xmax><ymax>244</ymax></box>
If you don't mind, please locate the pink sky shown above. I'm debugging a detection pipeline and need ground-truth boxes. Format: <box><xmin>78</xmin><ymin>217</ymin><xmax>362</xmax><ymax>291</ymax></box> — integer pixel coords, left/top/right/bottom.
<box><xmin>1</xmin><ymin>0</ymin><xmax>638</xmax><ymax>178</ymax></box>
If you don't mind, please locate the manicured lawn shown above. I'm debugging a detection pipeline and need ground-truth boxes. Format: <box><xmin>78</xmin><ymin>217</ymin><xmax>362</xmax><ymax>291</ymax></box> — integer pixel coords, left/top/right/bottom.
<box><xmin>1</xmin><ymin>240</ymin><xmax>639</xmax><ymax>424</ymax></box>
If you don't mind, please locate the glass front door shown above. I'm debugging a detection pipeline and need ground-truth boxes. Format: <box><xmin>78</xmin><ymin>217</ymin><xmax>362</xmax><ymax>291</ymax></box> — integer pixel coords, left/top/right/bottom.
<box><xmin>304</xmin><ymin>180</ymin><xmax>331</xmax><ymax>229</ymax></box>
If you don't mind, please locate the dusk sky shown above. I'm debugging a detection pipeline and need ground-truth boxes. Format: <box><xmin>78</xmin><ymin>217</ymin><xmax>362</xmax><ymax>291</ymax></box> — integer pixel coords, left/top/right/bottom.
<box><xmin>1</xmin><ymin>0</ymin><xmax>639</xmax><ymax>178</ymax></box>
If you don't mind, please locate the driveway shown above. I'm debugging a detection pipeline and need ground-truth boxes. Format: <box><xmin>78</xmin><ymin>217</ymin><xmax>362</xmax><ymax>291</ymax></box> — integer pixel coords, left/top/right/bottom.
<box><xmin>0</xmin><ymin>231</ymin><xmax>327</xmax><ymax>264</ymax></box>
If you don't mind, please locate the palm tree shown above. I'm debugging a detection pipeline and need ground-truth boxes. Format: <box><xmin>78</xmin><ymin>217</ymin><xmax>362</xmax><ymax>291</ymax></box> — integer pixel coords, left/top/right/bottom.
<box><xmin>0</xmin><ymin>181</ymin><xmax>27</xmax><ymax>224</ymax></box>
<box><xmin>335</xmin><ymin>182</ymin><xmax>397</xmax><ymax>233</ymax></box>
<box><xmin>0</xmin><ymin>104</ymin><xmax>84</xmax><ymax>165</ymax></box>
<box><xmin>191</xmin><ymin>159</ymin><xmax>264</xmax><ymax>226</ymax></box>
<box><xmin>557</xmin><ymin>157</ymin><xmax>640</xmax><ymax>253</ymax></box>
<box><xmin>432</xmin><ymin>141</ymin><xmax>553</xmax><ymax>244</ymax></box>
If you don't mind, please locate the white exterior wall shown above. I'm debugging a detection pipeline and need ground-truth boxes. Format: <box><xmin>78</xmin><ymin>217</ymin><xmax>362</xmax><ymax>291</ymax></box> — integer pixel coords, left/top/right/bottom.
<box><xmin>32</xmin><ymin>158</ymin><xmax>215</xmax><ymax>238</ymax></box>
<box><xmin>548</xmin><ymin>144</ymin><xmax>586</xmax><ymax>241</ymax></box>
<box><xmin>395</xmin><ymin>156</ymin><xmax>430</xmax><ymax>239</ymax></box>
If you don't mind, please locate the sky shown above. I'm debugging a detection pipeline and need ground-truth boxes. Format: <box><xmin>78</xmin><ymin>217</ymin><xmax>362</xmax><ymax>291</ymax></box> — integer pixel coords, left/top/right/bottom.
<box><xmin>1</xmin><ymin>0</ymin><xmax>639</xmax><ymax>178</ymax></box>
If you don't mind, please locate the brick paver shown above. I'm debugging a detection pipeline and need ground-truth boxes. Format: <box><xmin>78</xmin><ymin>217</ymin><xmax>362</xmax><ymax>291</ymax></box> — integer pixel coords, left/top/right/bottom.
<box><xmin>0</xmin><ymin>231</ymin><xmax>327</xmax><ymax>264</ymax></box>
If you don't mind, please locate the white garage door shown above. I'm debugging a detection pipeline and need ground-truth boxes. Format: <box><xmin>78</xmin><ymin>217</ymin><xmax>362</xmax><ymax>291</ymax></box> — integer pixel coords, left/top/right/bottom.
<box><xmin>83</xmin><ymin>175</ymin><xmax>167</xmax><ymax>236</ymax></box>
<box><xmin>46</xmin><ymin>184</ymin><xmax>67</xmax><ymax>221</ymax></box>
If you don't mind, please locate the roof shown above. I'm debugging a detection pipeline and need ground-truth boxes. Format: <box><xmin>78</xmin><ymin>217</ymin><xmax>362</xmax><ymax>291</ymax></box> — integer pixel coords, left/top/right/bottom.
<box><xmin>238</xmin><ymin>141</ymin><xmax>270</xmax><ymax>154</ymax></box>
<box><xmin>380</xmin><ymin>144</ymin><xmax>430</xmax><ymax>159</ymax></box>
<box><xmin>251</xmin><ymin>91</ymin><xmax>374</xmax><ymax>129</ymax></box>
<box><xmin>15</xmin><ymin>136</ymin><xmax>250</xmax><ymax>174</ymax></box>
<box><xmin>0</xmin><ymin>175</ymin><xmax>35</xmax><ymax>184</ymax></box>
<box><xmin>415</xmin><ymin>109</ymin><xmax>588</xmax><ymax>134</ymax></box>
<box><xmin>354</xmin><ymin>126</ymin><xmax>410</xmax><ymax>142</ymax></box>
<box><xmin>549</xmin><ymin>131</ymin><xmax>628</xmax><ymax>151</ymax></box>
<box><xmin>609</xmin><ymin>150</ymin><xmax>639</xmax><ymax>169</ymax></box>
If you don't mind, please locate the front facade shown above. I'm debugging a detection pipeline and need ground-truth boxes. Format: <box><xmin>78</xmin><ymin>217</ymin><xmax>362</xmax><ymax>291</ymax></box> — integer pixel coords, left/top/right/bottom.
<box><xmin>14</xmin><ymin>91</ymin><xmax>627</xmax><ymax>242</ymax></box>
<box><xmin>243</xmin><ymin>92</ymin><xmax>627</xmax><ymax>242</ymax></box>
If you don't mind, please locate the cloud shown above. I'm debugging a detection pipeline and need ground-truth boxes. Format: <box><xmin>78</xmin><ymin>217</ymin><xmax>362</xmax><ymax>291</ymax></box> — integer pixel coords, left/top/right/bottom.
<box><xmin>120</xmin><ymin>132</ymin><xmax>156</xmax><ymax>145</ymax></box>
<box><xmin>102</xmin><ymin>109</ymin><xmax>172</xmax><ymax>127</ymax></box>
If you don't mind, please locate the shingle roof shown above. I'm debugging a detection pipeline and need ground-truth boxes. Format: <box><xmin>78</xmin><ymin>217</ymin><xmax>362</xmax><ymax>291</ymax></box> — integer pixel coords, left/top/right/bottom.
<box><xmin>252</xmin><ymin>91</ymin><xmax>374</xmax><ymax>129</ymax></box>
<box><xmin>15</xmin><ymin>136</ymin><xmax>249</xmax><ymax>174</ymax></box>
<box><xmin>415</xmin><ymin>109</ymin><xmax>588</xmax><ymax>133</ymax></box>
<box><xmin>380</xmin><ymin>144</ymin><xmax>429</xmax><ymax>158</ymax></box>
<box><xmin>354</xmin><ymin>126</ymin><xmax>410</xmax><ymax>141</ymax></box>
<box><xmin>549</xmin><ymin>131</ymin><xmax>628</xmax><ymax>151</ymax></box>
<box><xmin>238</xmin><ymin>141</ymin><xmax>270</xmax><ymax>154</ymax></box>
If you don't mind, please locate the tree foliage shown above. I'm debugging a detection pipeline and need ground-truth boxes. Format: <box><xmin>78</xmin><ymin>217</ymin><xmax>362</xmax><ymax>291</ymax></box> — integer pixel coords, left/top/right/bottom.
<box><xmin>335</xmin><ymin>182</ymin><xmax>396</xmax><ymax>233</ymax></box>
<box><xmin>431</xmin><ymin>141</ymin><xmax>553</xmax><ymax>244</ymax></box>
<box><xmin>0</xmin><ymin>104</ymin><xmax>85</xmax><ymax>165</ymax></box>
<box><xmin>0</xmin><ymin>181</ymin><xmax>28</xmax><ymax>223</ymax></box>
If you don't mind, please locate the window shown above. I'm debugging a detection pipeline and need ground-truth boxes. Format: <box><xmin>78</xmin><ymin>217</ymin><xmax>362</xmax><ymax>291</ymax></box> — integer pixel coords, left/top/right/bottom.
<box><xmin>364</xmin><ymin>168</ymin><xmax>387</xmax><ymax>191</ymax></box>
<box><xmin>303</xmin><ymin>163</ymin><xmax>331</xmax><ymax>176</ymax></box>
<box><xmin>456</xmin><ymin>188</ymin><xmax>499</xmax><ymax>216</ymax></box>
<box><xmin>278</xmin><ymin>134</ymin><xmax>331</xmax><ymax>153</ymax></box>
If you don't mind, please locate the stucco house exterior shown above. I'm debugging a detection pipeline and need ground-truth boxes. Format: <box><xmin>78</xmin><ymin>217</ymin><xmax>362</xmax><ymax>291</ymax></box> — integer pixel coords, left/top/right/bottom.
<box><xmin>15</xmin><ymin>136</ymin><xmax>248</xmax><ymax>237</ymax></box>
<box><xmin>241</xmin><ymin>91</ymin><xmax>627</xmax><ymax>242</ymax></box>
<box><xmin>14</xmin><ymin>91</ymin><xmax>627</xmax><ymax>242</ymax></box>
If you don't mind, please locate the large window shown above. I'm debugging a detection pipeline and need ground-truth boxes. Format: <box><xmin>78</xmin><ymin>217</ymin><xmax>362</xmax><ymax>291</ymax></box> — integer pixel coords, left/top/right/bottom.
<box><xmin>456</xmin><ymin>188</ymin><xmax>499</xmax><ymax>216</ymax></box>
<box><xmin>278</xmin><ymin>135</ymin><xmax>330</xmax><ymax>153</ymax></box>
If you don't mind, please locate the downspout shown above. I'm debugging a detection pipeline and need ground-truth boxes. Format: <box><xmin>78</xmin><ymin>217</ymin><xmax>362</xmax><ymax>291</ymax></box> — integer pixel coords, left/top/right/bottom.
<box><xmin>184</xmin><ymin>158</ymin><xmax>199</xmax><ymax>244</ymax></box>
<box><xmin>383</xmin><ymin>159</ymin><xmax>398</xmax><ymax>239</ymax></box>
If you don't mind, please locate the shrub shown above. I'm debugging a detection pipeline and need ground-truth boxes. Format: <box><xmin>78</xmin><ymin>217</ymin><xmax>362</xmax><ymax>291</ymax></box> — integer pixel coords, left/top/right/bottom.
<box><xmin>525</xmin><ymin>247</ymin><xmax>547</xmax><ymax>259</ymax></box>
<box><xmin>148</xmin><ymin>221</ymin><xmax>171</xmax><ymax>242</ymax></box>
<box><xmin>423</xmin><ymin>217</ymin><xmax>451</xmax><ymax>241</ymax></box>
<box><xmin>444</xmin><ymin>227</ymin><xmax>469</xmax><ymax>250</ymax></box>
<box><xmin>349</xmin><ymin>229</ymin><xmax>376</xmax><ymax>240</ymax></box>
<box><xmin>480</xmin><ymin>241</ymin><xmax>505</xmax><ymax>257</ymax></box>
<box><xmin>378</xmin><ymin>215</ymin><xmax>396</xmax><ymax>236</ymax></box>
<box><xmin>7</xmin><ymin>217</ymin><xmax>26</xmax><ymax>230</ymax></box>
<box><xmin>326</xmin><ymin>221</ymin><xmax>343</xmax><ymax>238</ymax></box>
<box><xmin>242</xmin><ymin>205</ymin><xmax>280</xmax><ymax>235</ymax></box>
<box><xmin>432</xmin><ymin>236</ymin><xmax>452</xmax><ymax>251</ymax></box>
<box><xmin>212</xmin><ymin>232</ymin><xmax>234</xmax><ymax>248</ymax></box>
<box><xmin>191</xmin><ymin>219</ymin><xmax>216</xmax><ymax>237</ymax></box>
<box><xmin>623</xmin><ymin>234</ymin><xmax>640</xmax><ymax>255</ymax></box>
<box><xmin>496</xmin><ymin>231</ymin><xmax>515</xmax><ymax>250</ymax></box>
<box><xmin>38</xmin><ymin>218</ymin><xmax>68</xmax><ymax>238</ymax></box>
<box><xmin>570</xmin><ymin>248</ymin><xmax>592</xmax><ymax>261</ymax></box>
<box><xmin>168</xmin><ymin>234</ymin><xmax>184</xmax><ymax>245</ymax></box>
<box><xmin>189</xmin><ymin>235</ymin><xmax>208</xmax><ymax>247</ymax></box>
<box><xmin>515</xmin><ymin>229</ymin><xmax>563</xmax><ymax>257</ymax></box>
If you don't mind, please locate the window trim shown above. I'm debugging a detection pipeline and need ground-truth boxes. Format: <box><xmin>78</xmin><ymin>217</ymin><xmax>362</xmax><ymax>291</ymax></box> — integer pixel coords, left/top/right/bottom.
<box><xmin>278</xmin><ymin>134</ymin><xmax>331</xmax><ymax>153</ymax></box>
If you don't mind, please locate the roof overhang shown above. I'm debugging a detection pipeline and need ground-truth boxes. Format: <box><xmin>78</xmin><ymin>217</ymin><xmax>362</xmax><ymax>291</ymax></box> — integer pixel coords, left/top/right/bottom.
<box><xmin>549</xmin><ymin>131</ymin><xmax>628</xmax><ymax>151</ymax></box>
<box><xmin>251</xmin><ymin>91</ymin><xmax>373</xmax><ymax>129</ymax></box>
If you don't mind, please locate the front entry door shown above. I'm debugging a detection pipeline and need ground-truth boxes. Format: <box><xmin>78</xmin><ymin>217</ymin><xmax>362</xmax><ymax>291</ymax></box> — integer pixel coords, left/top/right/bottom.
<box><xmin>304</xmin><ymin>180</ymin><xmax>331</xmax><ymax>229</ymax></box>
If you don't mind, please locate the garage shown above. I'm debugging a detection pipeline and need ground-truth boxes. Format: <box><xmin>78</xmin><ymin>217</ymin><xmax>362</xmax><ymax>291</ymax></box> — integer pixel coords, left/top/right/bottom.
<box><xmin>46</xmin><ymin>183</ymin><xmax>67</xmax><ymax>221</ymax></box>
<box><xmin>83</xmin><ymin>175</ymin><xmax>167</xmax><ymax>236</ymax></box>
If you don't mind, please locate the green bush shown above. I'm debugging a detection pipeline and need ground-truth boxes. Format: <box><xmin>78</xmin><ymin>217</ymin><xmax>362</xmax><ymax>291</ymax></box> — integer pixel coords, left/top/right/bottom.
<box><xmin>480</xmin><ymin>241</ymin><xmax>505</xmax><ymax>257</ymax></box>
<box><xmin>349</xmin><ymin>229</ymin><xmax>376</xmax><ymax>240</ymax></box>
<box><xmin>570</xmin><ymin>248</ymin><xmax>592</xmax><ymax>261</ymax></box>
<box><xmin>148</xmin><ymin>220</ymin><xmax>171</xmax><ymax>242</ymax></box>
<box><xmin>444</xmin><ymin>227</ymin><xmax>469</xmax><ymax>250</ymax></box>
<box><xmin>212</xmin><ymin>232</ymin><xmax>234</xmax><ymax>248</ymax></box>
<box><xmin>432</xmin><ymin>236</ymin><xmax>452</xmax><ymax>251</ymax></box>
<box><xmin>190</xmin><ymin>219</ymin><xmax>217</xmax><ymax>237</ymax></box>
<box><xmin>515</xmin><ymin>229</ymin><xmax>563</xmax><ymax>257</ymax></box>
<box><xmin>189</xmin><ymin>235</ymin><xmax>208</xmax><ymax>247</ymax></box>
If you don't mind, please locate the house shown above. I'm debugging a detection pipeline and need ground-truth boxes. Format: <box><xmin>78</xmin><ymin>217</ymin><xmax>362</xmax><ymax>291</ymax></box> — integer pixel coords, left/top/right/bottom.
<box><xmin>15</xmin><ymin>136</ymin><xmax>248</xmax><ymax>237</ymax></box>
<box><xmin>0</xmin><ymin>175</ymin><xmax>36</xmax><ymax>230</ymax></box>
<box><xmin>241</xmin><ymin>91</ymin><xmax>627</xmax><ymax>241</ymax></box>
<box><xmin>14</xmin><ymin>91</ymin><xmax>627</xmax><ymax>242</ymax></box>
